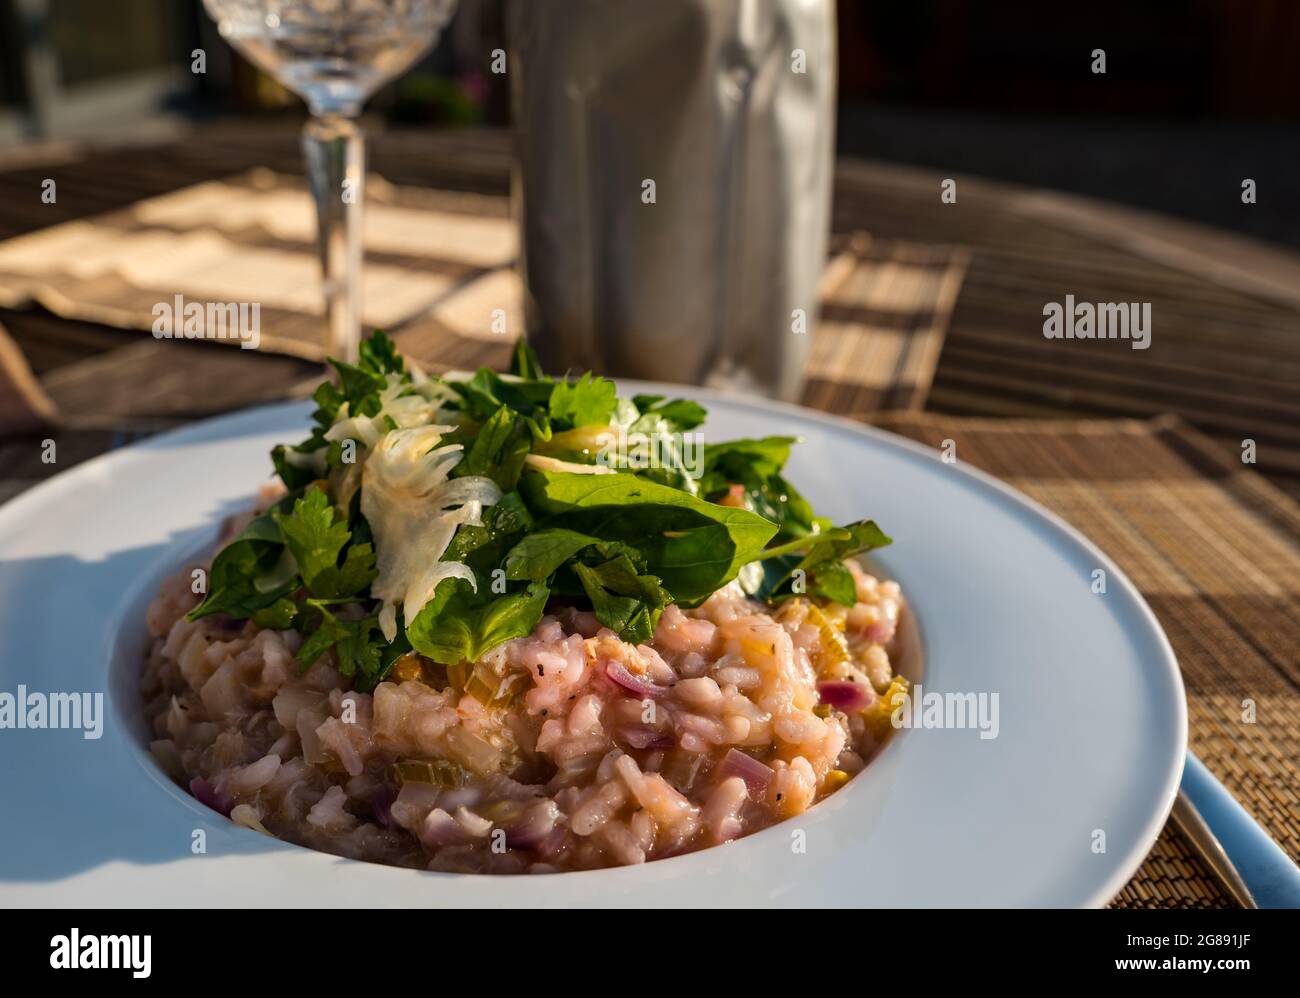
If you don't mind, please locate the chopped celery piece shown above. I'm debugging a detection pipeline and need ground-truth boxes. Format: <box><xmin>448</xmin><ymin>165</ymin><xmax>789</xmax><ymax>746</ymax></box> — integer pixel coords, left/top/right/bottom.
<box><xmin>392</xmin><ymin>759</ymin><xmax>468</xmax><ymax>788</ymax></box>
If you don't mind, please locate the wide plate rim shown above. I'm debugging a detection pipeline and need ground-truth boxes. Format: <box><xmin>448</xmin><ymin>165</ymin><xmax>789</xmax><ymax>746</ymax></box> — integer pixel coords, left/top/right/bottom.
<box><xmin>0</xmin><ymin>384</ymin><xmax>1187</xmax><ymax>908</ymax></box>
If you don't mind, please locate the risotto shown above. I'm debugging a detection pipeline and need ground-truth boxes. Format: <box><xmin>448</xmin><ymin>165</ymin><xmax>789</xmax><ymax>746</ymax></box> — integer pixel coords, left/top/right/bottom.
<box><xmin>141</xmin><ymin>332</ymin><xmax>908</xmax><ymax>873</ymax></box>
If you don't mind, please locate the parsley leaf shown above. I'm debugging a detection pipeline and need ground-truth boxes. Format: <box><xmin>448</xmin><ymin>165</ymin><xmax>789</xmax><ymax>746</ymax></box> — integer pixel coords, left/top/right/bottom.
<box><xmin>251</xmin><ymin>596</ymin><xmax>299</xmax><ymax>630</ymax></box>
<box><xmin>296</xmin><ymin>604</ymin><xmax>385</xmax><ymax>688</ymax></box>
<box><xmin>272</xmin><ymin>487</ymin><xmax>377</xmax><ymax>599</ymax></box>
<box><xmin>311</xmin><ymin>543</ymin><xmax>377</xmax><ymax>602</ymax></box>
<box><xmin>273</xmin><ymin>488</ymin><xmax>346</xmax><ymax>584</ymax></box>
<box><xmin>358</xmin><ymin>328</ymin><xmax>404</xmax><ymax>375</ymax></box>
<box><xmin>451</xmin><ymin>368</ymin><xmax>550</xmax><ymax>419</ymax></box>
<box><xmin>270</xmin><ymin>331</ymin><xmax>406</xmax><ymax>489</ymax></box>
<box><xmin>549</xmin><ymin>372</ymin><xmax>617</xmax><ymax>428</ymax></box>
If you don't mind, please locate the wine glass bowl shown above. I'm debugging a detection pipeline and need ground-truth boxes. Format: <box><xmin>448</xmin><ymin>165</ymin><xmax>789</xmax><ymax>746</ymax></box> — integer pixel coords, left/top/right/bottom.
<box><xmin>203</xmin><ymin>0</ymin><xmax>457</xmax><ymax>115</ymax></box>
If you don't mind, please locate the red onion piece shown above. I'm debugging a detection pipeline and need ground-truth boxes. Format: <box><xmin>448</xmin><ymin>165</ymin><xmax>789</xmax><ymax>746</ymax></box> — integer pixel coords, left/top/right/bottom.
<box><xmin>863</xmin><ymin>603</ymin><xmax>899</xmax><ymax>644</ymax></box>
<box><xmin>863</xmin><ymin>619</ymin><xmax>896</xmax><ymax>644</ymax></box>
<box><xmin>204</xmin><ymin>614</ymin><xmax>245</xmax><ymax>636</ymax></box>
<box><xmin>816</xmin><ymin>680</ymin><xmax>874</xmax><ymax>712</ymax></box>
<box><xmin>189</xmin><ymin>777</ymin><xmax>233</xmax><ymax>817</ymax></box>
<box><xmin>505</xmin><ymin>800</ymin><xmax>561</xmax><ymax>849</ymax></box>
<box><xmin>370</xmin><ymin>789</ymin><xmax>395</xmax><ymax>829</ymax></box>
<box><xmin>718</xmin><ymin>748</ymin><xmax>774</xmax><ymax>798</ymax></box>
<box><xmin>618</xmin><ymin>726</ymin><xmax>676</xmax><ymax>750</ymax></box>
<box><xmin>605</xmin><ymin>660</ymin><xmax>670</xmax><ymax>699</ymax></box>
<box><xmin>533</xmin><ymin>825</ymin><xmax>569</xmax><ymax>859</ymax></box>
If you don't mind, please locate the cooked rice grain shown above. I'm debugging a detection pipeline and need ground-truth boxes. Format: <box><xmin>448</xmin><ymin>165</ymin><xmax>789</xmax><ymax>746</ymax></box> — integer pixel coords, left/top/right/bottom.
<box><xmin>142</xmin><ymin>565</ymin><xmax>906</xmax><ymax>873</ymax></box>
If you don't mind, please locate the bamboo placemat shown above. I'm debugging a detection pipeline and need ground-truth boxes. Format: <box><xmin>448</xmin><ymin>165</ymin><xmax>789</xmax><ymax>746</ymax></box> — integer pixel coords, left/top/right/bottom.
<box><xmin>874</xmin><ymin>411</ymin><xmax>1300</xmax><ymax>908</ymax></box>
<box><xmin>0</xmin><ymin>171</ymin><xmax>969</xmax><ymax>436</ymax></box>
<box><xmin>391</xmin><ymin>230</ymin><xmax>968</xmax><ymax>420</ymax></box>
<box><xmin>0</xmin><ymin>169</ymin><xmax>515</xmax><ymax>356</ymax></box>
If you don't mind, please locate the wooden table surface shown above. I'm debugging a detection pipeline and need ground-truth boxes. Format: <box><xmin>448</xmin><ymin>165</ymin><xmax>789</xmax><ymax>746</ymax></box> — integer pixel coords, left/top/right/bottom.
<box><xmin>2</xmin><ymin>122</ymin><xmax>1298</xmax><ymax>502</ymax></box>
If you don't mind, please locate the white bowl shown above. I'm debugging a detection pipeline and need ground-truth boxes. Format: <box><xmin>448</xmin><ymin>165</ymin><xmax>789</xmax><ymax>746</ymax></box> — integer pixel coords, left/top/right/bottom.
<box><xmin>0</xmin><ymin>386</ymin><xmax>1185</xmax><ymax>907</ymax></box>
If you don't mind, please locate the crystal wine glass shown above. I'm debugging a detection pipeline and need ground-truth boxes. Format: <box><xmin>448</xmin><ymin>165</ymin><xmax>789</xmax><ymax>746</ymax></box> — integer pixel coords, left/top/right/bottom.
<box><xmin>202</xmin><ymin>0</ymin><xmax>460</xmax><ymax>362</ymax></box>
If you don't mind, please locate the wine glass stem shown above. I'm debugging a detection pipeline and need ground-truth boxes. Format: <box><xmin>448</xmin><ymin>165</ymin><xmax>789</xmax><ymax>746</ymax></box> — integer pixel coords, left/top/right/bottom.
<box><xmin>302</xmin><ymin>114</ymin><xmax>365</xmax><ymax>364</ymax></box>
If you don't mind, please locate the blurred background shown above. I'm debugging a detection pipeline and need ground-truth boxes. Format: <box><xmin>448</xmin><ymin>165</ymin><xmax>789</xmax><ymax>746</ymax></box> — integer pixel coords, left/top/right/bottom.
<box><xmin>2</xmin><ymin>0</ymin><xmax>1298</xmax><ymax>248</ymax></box>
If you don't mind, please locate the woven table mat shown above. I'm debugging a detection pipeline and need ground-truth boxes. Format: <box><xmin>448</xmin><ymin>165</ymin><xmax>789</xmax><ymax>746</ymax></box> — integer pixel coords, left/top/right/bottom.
<box><xmin>873</xmin><ymin>411</ymin><xmax>1300</xmax><ymax>908</ymax></box>
<box><xmin>0</xmin><ymin>170</ymin><xmax>968</xmax><ymax>436</ymax></box>
<box><xmin>0</xmin><ymin>169</ymin><xmax>514</xmax><ymax>356</ymax></box>
<box><xmin>387</xmin><ymin>230</ymin><xmax>966</xmax><ymax>420</ymax></box>
<box><xmin>389</xmin><ymin>229</ymin><xmax>967</xmax><ymax>418</ymax></box>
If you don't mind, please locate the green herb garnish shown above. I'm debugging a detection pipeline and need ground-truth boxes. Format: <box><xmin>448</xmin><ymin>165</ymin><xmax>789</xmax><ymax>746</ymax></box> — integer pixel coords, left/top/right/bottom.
<box><xmin>186</xmin><ymin>331</ymin><xmax>891</xmax><ymax>692</ymax></box>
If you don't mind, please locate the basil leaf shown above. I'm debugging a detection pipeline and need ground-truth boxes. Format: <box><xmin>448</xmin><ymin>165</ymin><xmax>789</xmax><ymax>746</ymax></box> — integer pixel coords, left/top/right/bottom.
<box><xmin>698</xmin><ymin>437</ymin><xmax>822</xmax><ymax>539</ymax></box>
<box><xmin>504</xmin><ymin>528</ymin><xmax>644</xmax><ymax>583</ymax></box>
<box><xmin>632</xmin><ymin>395</ymin><xmax>708</xmax><ymax>431</ymax></box>
<box><xmin>573</xmin><ymin>557</ymin><xmax>672</xmax><ymax>645</ymax></box>
<box><xmin>444</xmin><ymin>492</ymin><xmax>534</xmax><ymax>578</ymax></box>
<box><xmin>407</xmin><ymin>578</ymin><xmax>550</xmax><ymax>666</ymax></box>
<box><xmin>187</xmin><ymin>493</ymin><xmax>301</xmax><ymax>621</ymax></box>
<box><xmin>704</xmin><ymin>437</ymin><xmax>796</xmax><ymax>481</ymax></box>
<box><xmin>504</xmin><ymin>528</ymin><xmax>598</xmax><ymax>582</ymax></box>
<box><xmin>808</xmin><ymin>561</ymin><xmax>858</xmax><ymax>605</ymax></box>
<box><xmin>747</xmin><ymin>519</ymin><xmax>892</xmax><ymax>605</ymax></box>
<box><xmin>794</xmin><ymin>520</ymin><xmax>893</xmax><ymax>567</ymax></box>
<box><xmin>453</xmin><ymin>405</ymin><xmax>531</xmax><ymax>491</ymax></box>
<box><xmin>519</xmin><ymin>469</ymin><xmax>778</xmax><ymax>604</ymax></box>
